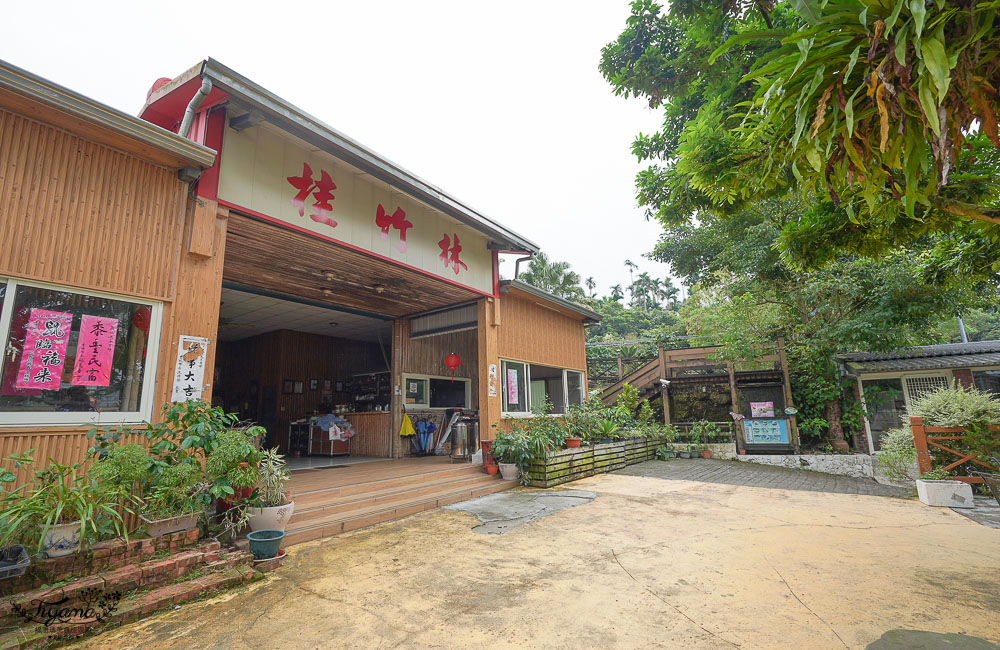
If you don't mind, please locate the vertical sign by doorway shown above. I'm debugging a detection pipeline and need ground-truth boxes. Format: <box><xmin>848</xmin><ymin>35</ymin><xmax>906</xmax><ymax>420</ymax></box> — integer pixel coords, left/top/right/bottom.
<box><xmin>488</xmin><ymin>363</ymin><xmax>497</xmax><ymax>397</ymax></box>
<box><xmin>171</xmin><ymin>335</ymin><xmax>211</xmax><ymax>402</ymax></box>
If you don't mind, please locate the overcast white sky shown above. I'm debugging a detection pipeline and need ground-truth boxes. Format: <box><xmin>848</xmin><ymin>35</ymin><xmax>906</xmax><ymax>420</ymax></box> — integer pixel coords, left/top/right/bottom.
<box><xmin>1</xmin><ymin>0</ymin><xmax>672</xmax><ymax>297</ymax></box>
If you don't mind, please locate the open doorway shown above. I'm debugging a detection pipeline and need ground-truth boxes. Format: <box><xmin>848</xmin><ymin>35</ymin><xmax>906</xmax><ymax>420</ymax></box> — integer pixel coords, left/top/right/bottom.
<box><xmin>213</xmin><ymin>287</ymin><xmax>394</xmax><ymax>470</ymax></box>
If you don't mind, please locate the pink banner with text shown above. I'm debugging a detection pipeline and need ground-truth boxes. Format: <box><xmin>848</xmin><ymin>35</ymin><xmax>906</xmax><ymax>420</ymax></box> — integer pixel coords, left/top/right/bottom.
<box><xmin>15</xmin><ymin>309</ymin><xmax>73</xmax><ymax>391</ymax></box>
<box><xmin>72</xmin><ymin>315</ymin><xmax>118</xmax><ymax>387</ymax></box>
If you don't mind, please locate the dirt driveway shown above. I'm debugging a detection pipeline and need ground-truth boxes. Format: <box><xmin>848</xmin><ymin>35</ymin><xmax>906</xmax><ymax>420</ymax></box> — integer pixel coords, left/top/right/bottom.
<box><xmin>78</xmin><ymin>463</ymin><xmax>1000</xmax><ymax>649</ymax></box>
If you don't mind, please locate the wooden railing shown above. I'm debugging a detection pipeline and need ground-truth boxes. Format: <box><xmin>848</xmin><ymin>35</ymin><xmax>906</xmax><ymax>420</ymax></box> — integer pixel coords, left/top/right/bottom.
<box><xmin>910</xmin><ymin>416</ymin><xmax>1000</xmax><ymax>484</ymax></box>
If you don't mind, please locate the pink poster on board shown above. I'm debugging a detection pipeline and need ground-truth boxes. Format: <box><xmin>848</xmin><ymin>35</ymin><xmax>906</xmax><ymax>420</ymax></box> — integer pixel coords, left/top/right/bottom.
<box><xmin>507</xmin><ymin>368</ymin><xmax>519</xmax><ymax>404</ymax></box>
<box><xmin>15</xmin><ymin>308</ymin><xmax>73</xmax><ymax>391</ymax></box>
<box><xmin>71</xmin><ymin>315</ymin><xmax>118</xmax><ymax>386</ymax></box>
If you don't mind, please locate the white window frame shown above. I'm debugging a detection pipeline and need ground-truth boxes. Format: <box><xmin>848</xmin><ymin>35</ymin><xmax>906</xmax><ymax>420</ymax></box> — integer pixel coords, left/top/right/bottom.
<box><xmin>500</xmin><ymin>359</ymin><xmax>586</xmax><ymax>418</ymax></box>
<box><xmin>0</xmin><ymin>276</ymin><xmax>163</xmax><ymax>427</ymax></box>
<box><xmin>403</xmin><ymin>373</ymin><xmax>471</xmax><ymax>410</ymax></box>
<box><xmin>402</xmin><ymin>375</ymin><xmax>430</xmax><ymax>409</ymax></box>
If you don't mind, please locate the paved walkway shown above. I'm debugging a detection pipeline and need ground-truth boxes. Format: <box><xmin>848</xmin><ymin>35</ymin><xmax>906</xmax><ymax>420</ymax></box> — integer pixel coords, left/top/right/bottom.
<box><xmin>614</xmin><ymin>458</ymin><xmax>910</xmax><ymax>497</ymax></box>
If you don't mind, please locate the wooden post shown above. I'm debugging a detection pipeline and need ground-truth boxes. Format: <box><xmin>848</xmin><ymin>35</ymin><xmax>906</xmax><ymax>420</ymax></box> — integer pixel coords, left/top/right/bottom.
<box><xmin>910</xmin><ymin>416</ymin><xmax>932</xmax><ymax>476</ymax></box>
<box><xmin>726</xmin><ymin>361</ymin><xmax>745</xmax><ymax>454</ymax></box>
<box><xmin>616</xmin><ymin>350</ymin><xmax>623</xmax><ymax>381</ymax></box>
<box><xmin>477</xmin><ymin>297</ymin><xmax>501</xmax><ymax>442</ymax></box>
<box><xmin>389</xmin><ymin>319</ymin><xmax>407</xmax><ymax>459</ymax></box>
<box><xmin>776</xmin><ymin>336</ymin><xmax>800</xmax><ymax>452</ymax></box>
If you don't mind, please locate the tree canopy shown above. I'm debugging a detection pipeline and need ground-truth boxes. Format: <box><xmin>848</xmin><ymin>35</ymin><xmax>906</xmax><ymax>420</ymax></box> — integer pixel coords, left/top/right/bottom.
<box><xmin>600</xmin><ymin>0</ymin><xmax>1000</xmax><ymax>277</ymax></box>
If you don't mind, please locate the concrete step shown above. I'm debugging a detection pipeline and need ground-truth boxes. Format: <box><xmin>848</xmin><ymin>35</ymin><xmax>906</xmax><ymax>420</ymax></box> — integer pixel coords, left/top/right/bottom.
<box><xmin>289</xmin><ymin>473</ymin><xmax>502</xmax><ymax>524</ymax></box>
<box><xmin>283</xmin><ymin>477</ymin><xmax>513</xmax><ymax>547</ymax></box>
<box><xmin>290</xmin><ymin>463</ymin><xmax>483</xmax><ymax>508</ymax></box>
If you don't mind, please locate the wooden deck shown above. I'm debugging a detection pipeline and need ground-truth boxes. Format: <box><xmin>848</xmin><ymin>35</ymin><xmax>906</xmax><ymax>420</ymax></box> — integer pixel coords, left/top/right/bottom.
<box><xmin>281</xmin><ymin>456</ymin><xmax>511</xmax><ymax>547</ymax></box>
<box><xmin>287</xmin><ymin>456</ymin><xmax>457</xmax><ymax>494</ymax></box>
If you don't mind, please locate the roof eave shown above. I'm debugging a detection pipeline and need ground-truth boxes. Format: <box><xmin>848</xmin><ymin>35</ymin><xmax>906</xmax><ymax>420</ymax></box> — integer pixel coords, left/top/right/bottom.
<box><xmin>196</xmin><ymin>58</ymin><xmax>538</xmax><ymax>254</ymax></box>
<box><xmin>500</xmin><ymin>279</ymin><xmax>601</xmax><ymax>322</ymax></box>
<box><xmin>0</xmin><ymin>59</ymin><xmax>216</xmax><ymax>168</ymax></box>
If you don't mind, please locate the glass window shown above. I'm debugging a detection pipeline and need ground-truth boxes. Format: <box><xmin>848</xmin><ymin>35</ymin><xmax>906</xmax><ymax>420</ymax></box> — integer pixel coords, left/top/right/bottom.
<box><xmin>566</xmin><ymin>371</ymin><xmax>584</xmax><ymax>408</ymax></box>
<box><xmin>501</xmin><ymin>360</ymin><xmax>527</xmax><ymax>414</ymax></box>
<box><xmin>861</xmin><ymin>378</ymin><xmax>906</xmax><ymax>451</ymax></box>
<box><xmin>973</xmin><ymin>370</ymin><xmax>1000</xmax><ymax>396</ymax></box>
<box><xmin>529</xmin><ymin>364</ymin><xmax>566</xmax><ymax>414</ymax></box>
<box><xmin>429</xmin><ymin>378</ymin><xmax>468</xmax><ymax>408</ymax></box>
<box><xmin>0</xmin><ymin>281</ymin><xmax>159</xmax><ymax>422</ymax></box>
<box><xmin>404</xmin><ymin>376</ymin><xmax>428</xmax><ymax>406</ymax></box>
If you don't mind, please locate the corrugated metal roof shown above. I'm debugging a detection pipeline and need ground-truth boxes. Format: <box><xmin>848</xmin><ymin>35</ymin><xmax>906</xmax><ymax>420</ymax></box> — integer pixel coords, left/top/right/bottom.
<box><xmin>844</xmin><ymin>352</ymin><xmax>1000</xmax><ymax>373</ymax></box>
<box><xmin>838</xmin><ymin>340</ymin><xmax>1000</xmax><ymax>362</ymax></box>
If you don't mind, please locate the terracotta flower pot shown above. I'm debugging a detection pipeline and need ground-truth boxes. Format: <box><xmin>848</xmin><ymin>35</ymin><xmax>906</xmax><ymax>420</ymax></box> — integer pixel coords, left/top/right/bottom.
<box><xmin>701</xmin><ymin>449</ymin><xmax>712</xmax><ymax>459</ymax></box>
<box><xmin>481</xmin><ymin>441</ymin><xmax>496</xmax><ymax>467</ymax></box>
<box><xmin>565</xmin><ymin>437</ymin><xmax>582</xmax><ymax>448</ymax></box>
<box><xmin>485</xmin><ymin>463</ymin><xmax>499</xmax><ymax>476</ymax></box>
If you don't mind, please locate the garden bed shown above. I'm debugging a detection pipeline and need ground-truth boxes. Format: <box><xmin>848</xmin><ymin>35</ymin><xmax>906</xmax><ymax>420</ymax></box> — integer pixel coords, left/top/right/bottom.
<box><xmin>526</xmin><ymin>438</ymin><xmax>661</xmax><ymax>488</ymax></box>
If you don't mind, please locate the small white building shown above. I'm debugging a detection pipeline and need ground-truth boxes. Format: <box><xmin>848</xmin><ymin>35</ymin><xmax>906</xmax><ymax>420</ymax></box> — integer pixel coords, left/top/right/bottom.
<box><xmin>838</xmin><ymin>341</ymin><xmax>1000</xmax><ymax>453</ymax></box>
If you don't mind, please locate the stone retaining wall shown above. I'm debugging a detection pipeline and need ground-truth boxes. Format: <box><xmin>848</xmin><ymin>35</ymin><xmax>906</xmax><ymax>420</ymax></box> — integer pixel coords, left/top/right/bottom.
<box><xmin>660</xmin><ymin>442</ymin><xmax>737</xmax><ymax>459</ymax></box>
<box><xmin>734</xmin><ymin>452</ymin><xmax>915</xmax><ymax>487</ymax></box>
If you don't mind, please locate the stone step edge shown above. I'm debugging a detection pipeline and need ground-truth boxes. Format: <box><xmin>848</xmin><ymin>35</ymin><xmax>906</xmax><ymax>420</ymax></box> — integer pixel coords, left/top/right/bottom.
<box><xmin>0</xmin><ymin>542</ymin><xmax>245</xmax><ymax>626</ymax></box>
<box><xmin>0</xmin><ymin>565</ymin><xmax>263</xmax><ymax>649</ymax></box>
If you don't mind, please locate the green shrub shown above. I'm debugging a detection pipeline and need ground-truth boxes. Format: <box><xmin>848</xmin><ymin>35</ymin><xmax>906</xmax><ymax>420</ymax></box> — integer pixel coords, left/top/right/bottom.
<box><xmin>876</xmin><ymin>427</ymin><xmax>917</xmax><ymax>483</ymax></box>
<box><xmin>912</xmin><ymin>384</ymin><xmax>1000</xmax><ymax>469</ymax></box>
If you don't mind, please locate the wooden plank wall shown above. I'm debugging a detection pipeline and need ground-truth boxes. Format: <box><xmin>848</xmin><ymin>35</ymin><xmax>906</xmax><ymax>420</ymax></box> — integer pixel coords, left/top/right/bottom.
<box><xmin>344</xmin><ymin>412</ymin><xmax>392</xmax><ymax>457</ymax></box>
<box><xmin>403</xmin><ymin>323</ymin><xmax>478</xmax><ymax>407</ymax></box>
<box><xmin>215</xmin><ymin>329</ymin><xmax>387</xmax><ymax>452</ymax></box>
<box><xmin>0</xmin><ymin>106</ymin><xmax>228</xmax><ymax>484</ymax></box>
<box><xmin>0</xmin><ymin>108</ymin><xmax>185</xmax><ymax>301</ymax></box>
<box><xmin>497</xmin><ymin>293</ymin><xmax>586</xmax><ymax>371</ymax></box>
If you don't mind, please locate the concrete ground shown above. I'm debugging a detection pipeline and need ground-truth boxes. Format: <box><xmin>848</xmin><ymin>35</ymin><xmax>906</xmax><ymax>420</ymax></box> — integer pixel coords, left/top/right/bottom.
<box><xmin>77</xmin><ymin>461</ymin><xmax>1000</xmax><ymax>650</ymax></box>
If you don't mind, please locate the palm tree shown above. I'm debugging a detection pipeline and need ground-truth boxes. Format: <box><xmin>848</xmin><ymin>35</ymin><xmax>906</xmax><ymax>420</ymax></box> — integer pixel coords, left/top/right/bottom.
<box><xmin>585</xmin><ymin>277</ymin><xmax>596</xmax><ymax>297</ymax></box>
<box><xmin>518</xmin><ymin>252</ymin><xmax>585</xmax><ymax>300</ymax></box>
<box><xmin>610</xmin><ymin>284</ymin><xmax>624</xmax><ymax>302</ymax></box>
<box><xmin>624</xmin><ymin>259</ymin><xmax>638</xmax><ymax>287</ymax></box>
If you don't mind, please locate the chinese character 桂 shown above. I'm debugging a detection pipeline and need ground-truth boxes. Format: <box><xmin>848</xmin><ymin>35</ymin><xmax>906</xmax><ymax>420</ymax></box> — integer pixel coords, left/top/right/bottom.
<box><xmin>438</xmin><ymin>233</ymin><xmax>468</xmax><ymax>275</ymax></box>
<box><xmin>375</xmin><ymin>204</ymin><xmax>412</xmax><ymax>253</ymax></box>
<box><xmin>286</xmin><ymin>163</ymin><xmax>338</xmax><ymax>229</ymax></box>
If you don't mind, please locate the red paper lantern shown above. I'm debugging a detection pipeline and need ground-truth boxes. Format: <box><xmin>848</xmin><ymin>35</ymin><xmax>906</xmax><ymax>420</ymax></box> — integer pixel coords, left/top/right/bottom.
<box><xmin>131</xmin><ymin>306</ymin><xmax>151</xmax><ymax>332</ymax></box>
<box><xmin>444</xmin><ymin>353</ymin><xmax>461</xmax><ymax>382</ymax></box>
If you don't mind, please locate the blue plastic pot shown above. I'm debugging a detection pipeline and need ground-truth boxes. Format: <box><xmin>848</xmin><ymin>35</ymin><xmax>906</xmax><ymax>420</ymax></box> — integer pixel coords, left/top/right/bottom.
<box><xmin>247</xmin><ymin>529</ymin><xmax>285</xmax><ymax>560</ymax></box>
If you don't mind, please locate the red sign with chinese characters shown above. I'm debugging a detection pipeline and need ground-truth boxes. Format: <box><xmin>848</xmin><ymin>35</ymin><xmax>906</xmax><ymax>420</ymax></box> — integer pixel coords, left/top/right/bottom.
<box><xmin>15</xmin><ymin>309</ymin><xmax>72</xmax><ymax>391</ymax></box>
<box><xmin>438</xmin><ymin>233</ymin><xmax>468</xmax><ymax>275</ymax></box>
<box><xmin>71</xmin><ymin>315</ymin><xmax>119</xmax><ymax>387</ymax></box>
<box><xmin>287</xmin><ymin>163</ymin><xmax>338</xmax><ymax>228</ymax></box>
<box><xmin>375</xmin><ymin>204</ymin><xmax>413</xmax><ymax>253</ymax></box>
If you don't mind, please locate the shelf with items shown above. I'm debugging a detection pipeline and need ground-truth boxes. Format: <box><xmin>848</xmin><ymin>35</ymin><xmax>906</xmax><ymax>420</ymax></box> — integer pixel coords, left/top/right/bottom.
<box><xmin>348</xmin><ymin>371</ymin><xmax>390</xmax><ymax>411</ymax></box>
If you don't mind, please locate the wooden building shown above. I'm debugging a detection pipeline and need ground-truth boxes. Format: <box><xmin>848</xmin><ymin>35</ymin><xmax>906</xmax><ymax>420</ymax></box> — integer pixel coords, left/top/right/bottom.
<box><xmin>0</xmin><ymin>60</ymin><xmax>219</xmax><ymax>482</ymax></box>
<box><xmin>0</xmin><ymin>57</ymin><xmax>599</xmax><ymax>506</ymax></box>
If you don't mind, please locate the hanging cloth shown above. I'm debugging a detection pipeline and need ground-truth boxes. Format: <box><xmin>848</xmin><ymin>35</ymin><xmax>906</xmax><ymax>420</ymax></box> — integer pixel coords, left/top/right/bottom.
<box><xmin>399</xmin><ymin>413</ymin><xmax>417</xmax><ymax>438</ymax></box>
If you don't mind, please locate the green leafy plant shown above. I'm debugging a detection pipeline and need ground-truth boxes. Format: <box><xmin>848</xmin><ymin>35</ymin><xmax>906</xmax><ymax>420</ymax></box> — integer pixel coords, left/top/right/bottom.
<box><xmin>919</xmin><ymin>469</ymin><xmax>951</xmax><ymax>481</ymax></box>
<box><xmin>877</xmin><ymin>426</ymin><xmax>918</xmax><ymax>483</ymax></box>
<box><xmin>253</xmin><ymin>448</ymin><xmax>291</xmax><ymax>508</ymax></box>
<box><xmin>595</xmin><ymin>419</ymin><xmax>621</xmax><ymax>440</ymax></box>
<box><xmin>0</xmin><ymin>456</ymin><xmax>128</xmax><ymax>555</ymax></box>
<box><xmin>144</xmin><ymin>463</ymin><xmax>203</xmax><ymax>519</ymax></box>
<box><xmin>206</xmin><ymin>429</ymin><xmax>262</xmax><ymax>498</ymax></box>
<box><xmin>912</xmin><ymin>384</ymin><xmax>1000</xmax><ymax>467</ymax></box>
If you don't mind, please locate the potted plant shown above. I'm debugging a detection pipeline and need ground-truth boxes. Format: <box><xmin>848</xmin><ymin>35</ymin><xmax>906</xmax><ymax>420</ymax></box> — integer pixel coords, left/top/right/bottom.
<box><xmin>89</xmin><ymin>441</ymin><xmax>203</xmax><ymax>538</ymax></box>
<box><xmin>206</xmin><ymin>428</ymin><xmax>263</xmax><ymax>513</ymax></box>
<box><xmin>594</xmin><ymin>419</ymin><xmax>619</xmax><ymax>445</ymax></box>
<box><xmin>248</xmin><ymin>448</ymin><xmax>295</xmax><ymax>532</ymax></box>
<box><xmin>0</xmin><ymin>455</ymin><xmax>127</xmax><ymax>558</ymax></box>
<box><xmin>916</xmin><ymin>469</ymin><xmax>975</xmax><ymax>508</ymax></box>
<box><xmin>491</xmin><ymin>429</ymin><xmax>529</xmax><ymax>482</ymax></box>
<box><xmin>141</xmin><ymin>463</ymin><xmax>204</xmax><ymax>537</ymax></box>
<box><xmin>247</xmin><ymin>529</ymin><xmax>285</xmax><ymax>560</ymax></box>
